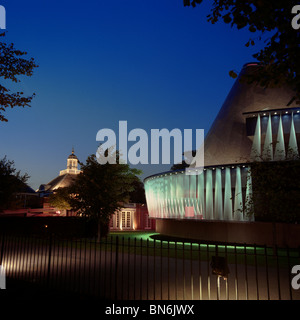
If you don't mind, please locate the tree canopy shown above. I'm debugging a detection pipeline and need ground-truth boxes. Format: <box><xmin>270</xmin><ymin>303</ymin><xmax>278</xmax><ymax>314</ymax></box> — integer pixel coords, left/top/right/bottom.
<box><xmin>0</xmin><ymin>32</ymin><xmax>38</xmax><ymax>122</ymax></box>
<box><xmin>184</xmin><ymin>0</ymin><xmax>300</xmax><ymax>101</ymax></box>
<box><xmin>0</xmin><ymin>156</ymin><xmax>30</xmax><ymax>210</ymax></box>
<box><xmin>48</xmin><ymin>187</ymin><xmax>72</xmax><ymax>211</ymax></box>
<box><xmin>69</xmin><ymin>153</ymin><xmax>142</xmax><ymax>239</ymax></box>
<box><xmin>244</xmin><ymin>159</ymin><xmax>300</xmax><ymax>223</ymax></box>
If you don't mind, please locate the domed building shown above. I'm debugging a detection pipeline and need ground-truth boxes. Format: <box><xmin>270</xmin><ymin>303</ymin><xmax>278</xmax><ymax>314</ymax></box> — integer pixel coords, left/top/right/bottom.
<box><xmin>38</xmin><ymin>149</ymin><xmax>155</xmax><ymax>230</ymax></box>
<box><xmin>38</xmin><ymin>148</ymin><xmax>81</xmax><ymax>195</ymax></box>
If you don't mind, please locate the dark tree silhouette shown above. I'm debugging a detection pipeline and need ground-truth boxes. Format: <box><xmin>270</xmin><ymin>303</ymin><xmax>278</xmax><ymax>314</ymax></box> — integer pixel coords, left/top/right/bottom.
<box><xmin>0</xmin><ymin>32</ymin><xmax>38</xmax><ymax>122</ymax></box>
<box><xmin>184</xmin><ymin>1</ymin><xmax>300</xmax><ymax>101</ymax></box>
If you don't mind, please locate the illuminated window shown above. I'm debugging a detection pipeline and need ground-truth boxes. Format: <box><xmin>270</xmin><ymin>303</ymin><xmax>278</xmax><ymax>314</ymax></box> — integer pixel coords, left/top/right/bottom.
<box><xmin>116</xmin><ymin>213</ymin><xmax>120</xmax><ymax>228</ymax></box>
<box><xmin>121</xmin><ymin>211</ymin><xmax>132</xmax><ymax>229</ymax></box>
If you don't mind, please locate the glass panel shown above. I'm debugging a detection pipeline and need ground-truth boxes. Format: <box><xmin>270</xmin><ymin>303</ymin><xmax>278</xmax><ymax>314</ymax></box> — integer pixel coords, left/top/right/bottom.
<box><xmin>126</xmin><ymin>211</ymin><xmax>131</xmax><ymax>228</ymax></box>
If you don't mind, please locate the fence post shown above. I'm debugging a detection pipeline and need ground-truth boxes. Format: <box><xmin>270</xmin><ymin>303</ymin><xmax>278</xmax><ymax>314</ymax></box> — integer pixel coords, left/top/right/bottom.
<box><xmin>0</xmin><ymin>232</ymin><xmax>5</xmax><ymax>266</ymax></box>
<box><xmin>47</xmin><ymin>233</ymin><xmax>53</xmax><ymax>288</ymax></box>
<box><xmin>114</xmin><ymin>236</ymin><xmax>119</xmax><ymax>300</ymax></box>
<box><xmin>275</xmin><ymin>244</ymin><xmax>281</xmax><ymax>300</ymax></box>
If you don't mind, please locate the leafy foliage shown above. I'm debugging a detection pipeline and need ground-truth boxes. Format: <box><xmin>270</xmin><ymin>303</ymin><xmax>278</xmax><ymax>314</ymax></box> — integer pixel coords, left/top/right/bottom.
<box><xmin>128</xmin><ymin>179</ymin><xmax>146</xmax><ymax>204</ymax></box>
<box><xmin>69</xmin><ymin>153</ymin><xmax>142</xmax><ymax>238</ymax></box>
<box><xmin>49</xmin><ymin>187</ymin><xmax>72</xmax><ymax>211</ymax></box>
<box><xmin>244</xmin><ymin>159</ymin><xmax>300</xmax><ymax>223</ymax></box>
<box><xmin>0</xmin><ymin>32</ymin><xmax>38</xmax><ymax>122</ymax></box>
<box><xmin>184</xmin><ymin>0</ymin><xmax>300</xmax><ymax>101</ymax></box>
<box><xmin>0</xmin><ymin>156</ymin><xmax>30</xmax><ymax>210</ymax></box>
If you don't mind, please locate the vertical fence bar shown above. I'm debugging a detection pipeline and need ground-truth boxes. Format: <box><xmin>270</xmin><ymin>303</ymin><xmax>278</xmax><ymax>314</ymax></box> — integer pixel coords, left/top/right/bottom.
<box><xmin>234</xmin><ymin>245</ymin><xmax>239</xmax><ymax>300</ymax></box>
<box><xmin>175</xmin><ymin>241</ymin><xmax>178</xmax><ymax>300</ymax></box>
<box><xmin>7</xmin><ymin>235</ymin><xmax>13</xmax><ymax>278</ymax></box>
<box><xmin>28</xmin><ymin>234</ymin><xmax>34</xmax><ymax>283</ymax></box>
<box><xmin>19</xmin><ymin>234</ymin><xmax>25</xmax><ymax>281</ymax></box>
<box><xmin>0</xmin><ymin>232</ymin><xmax>4</xmax><ymax>266</ymax></box>
<box><xmin>153</xmin><ymin>239</ymin><xmax>156</xmax><ymax>300</ymax></box>
<box><xmin>15</xmin><ymin>234</ymin><xmax>21</xmax><ymax>280</ymax></box>
<box><xmin>198</xmin><ymin>243</ymin><xmax>202</xmax><ymax>300</ymax></box>
<box><xmin>37</xmin><ymin>236</ymin><xmax>42</xmax><ymax>285</ymax></box>
<box><xmin>10</xmin><ymin>234</ymin><xmax>15</xmax><ymax>279</ymax></box>
<box><xmin>275</xmin><ymin>245</ymin><xmax>281</xmax><ymax>300</ymax></box>
<box><xmin>121</xmin><ymin>236</ymin><xmax>124</xmax><ymax>300</ymax></box>
<box><xmin>183</xmin><ymin>242</ymin><xmax>185</xmax><ymax>300</ymax></box>
<box><xmin>68</xmin><ymin>237</ymin><xmax>72</xmax><ymax>293</ymax></box>
<box><xmin>244</xmin><ymin>245</ymin><xmax>248</xmax><ymax>300</ymax></box>
<box><xmin>74</xmin><ymin>237</ymin><xmax>78</xmax><ymax>293</ymax></box>
<box><xmin>51</xmin><ymin>235</ymin><xmax>56</xmax><ymax>289</ymax></box>
<box><xmin>10</xmin><ymin>235</ymin><xmax>15</xmax><ymax>279</ymax></box>
<box><xmin>55</xmin><ymin>235</ymin><xmax>59</xmax><ymax>289</ymax></box>
<box><xmin>134</xmin><ymin>237</ymin><xmax>136</xmax><ymax>300</ymax></box>
<box><xmin>160</xmin><ymin>240</ymin><xmax>163</xmax><ymax>300</ymax></box>
<box><xmin>286</xmin><ymin>246</ymin><xmax>292</xmax><ymax>300</ymax></box>
<box><xmin>61</xmin><ymin>237</ymin><xmax>66</xmax><ymax>293</ymax></box>
<box><xmin>127</xmin><ymin>237</ymin><xmax>130</xmax><ymax>300</ymax></box>
<box><xmin>140</xmin><ymin>238</ymin><xmax>143</xmax><ymax>300</ymax></box>
<box><xmin>87</xmin><ymin>237</ymin><xmax>92</xmax><ymax>296</ymax></box>
<box><xmin>146</xmin><ymin>238</ymin><xmax>149</xmax><ymax>300</ymax></box>
<box><xmin>190</xmin><ymin>242</ymin><xmax>193</xmax><ymax>300</ymax></box>
<box><xmin>79</xmin><ymin>237</ymin><xmax>82</xmax><ymax>295</ymax></box>
<box><xmin>103</xmin><ymin>236</ymin><xmax>107</xmax><ymax>298</ymax></box>
<box><xmin>98</xmin><ymin>236</ymin><xmax>103</xmax><ymax>298</ymax></box>
<box><xmin>167</xmin><ymin>240</ymin><xmax>170</xmax><ymax>300</ymax></box>
<box><xmin>83</xmin><ymin>237</ymin><xmax>87</xmax><ymax>295</ymax></box>
<box><xmin>110</xmin><ymin>236</ymin><xmax>113</xmax><ymax>299</ymax></box>
<box><xmin>225</xmin><ymin>244</ymin><xmax>228</xmax><ymax>300</ymax></box>
<box><xmin>254</xmin><ymin>244</ymin><xmax>259</xmax><ymax>300</ymax></box>
<box><xmin>93</xmin><ymin>236</ymin><xmax>97</xmax><ymax>297</ymax></box>
<box><xmin>22</xmin><ymin>234</ymin><xmax>27</xmax><ymax>281</ymax></box>
<box><xmin>115</xmin><ymin>236</ymin><xmax>119</xmax><ymax>300</ymax></box>
<box><xmin>206</xmin><ymin>244</ymin><xmax>210</xmax><ymax>300</ymax></box>
<box><xmin>47</xmin><ymin>233</ymin><xmax>52</xmax><ymax>288</ymax></box>
<box><xmin>16</xmin><ymin>234</ymin><xmax>22</xmax><ymax>280</ymax></box>
<box><xmin>216</xmin><ymin>245</ymin><xmax>220</xmax><ymax>301</ymax></box>
<box><xmin>264</xmin><ymin>245</ymin><xmax>270</xmax><ymax>300</ymax></box>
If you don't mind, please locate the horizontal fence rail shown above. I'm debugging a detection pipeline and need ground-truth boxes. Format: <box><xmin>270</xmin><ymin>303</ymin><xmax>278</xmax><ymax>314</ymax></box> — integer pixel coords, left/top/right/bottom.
<box><xmin>0</xmin><ymin>232</ymin><xmax>300</xmax><ymax>300</ymax></box>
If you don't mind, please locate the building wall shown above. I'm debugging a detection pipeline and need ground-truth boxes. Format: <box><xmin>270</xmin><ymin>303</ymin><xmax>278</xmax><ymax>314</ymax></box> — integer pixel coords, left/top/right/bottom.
<box><xmin>156</xmin><ymin>218</ymin><xmax>300</xmax><ymax>248</ymax></box>
<box><xmin>109</xmin><ymin>204</ymin><xmax>155</xmax><ymax>231</ymax></box>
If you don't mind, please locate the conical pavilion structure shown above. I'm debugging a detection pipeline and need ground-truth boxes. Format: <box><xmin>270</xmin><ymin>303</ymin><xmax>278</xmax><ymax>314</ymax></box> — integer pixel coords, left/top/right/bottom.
<box><xmin>144</xmin><ymin>63</ymin><xmax>300</xmax><ymax>223</ymax></box>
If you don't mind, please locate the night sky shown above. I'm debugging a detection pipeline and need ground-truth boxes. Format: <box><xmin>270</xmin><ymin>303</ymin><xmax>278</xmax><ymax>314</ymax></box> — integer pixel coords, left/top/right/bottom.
<box><xmin>0</xmin><ymin>0</ymin><xmax>263</xmax><ymax>190</ymax></box>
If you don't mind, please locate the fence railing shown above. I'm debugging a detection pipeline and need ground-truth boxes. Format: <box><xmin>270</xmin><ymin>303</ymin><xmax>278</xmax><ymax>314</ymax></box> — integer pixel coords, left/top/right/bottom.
<box><xmin>0</xmin><ymin>232</ymin><xmax>299</xmax><ymax>300</ymax></box>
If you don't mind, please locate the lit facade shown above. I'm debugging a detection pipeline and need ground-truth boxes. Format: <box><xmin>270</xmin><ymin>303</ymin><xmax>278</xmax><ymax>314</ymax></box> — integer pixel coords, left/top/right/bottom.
<box><xmin>144</xmin><ymin>63</ymin><xmax>300</xmax><ymax>223</ymax></box>
<box><xmin>36</xmin><ymin>149</ymin><xmax>155</xmax><ymax>230</ymax></box>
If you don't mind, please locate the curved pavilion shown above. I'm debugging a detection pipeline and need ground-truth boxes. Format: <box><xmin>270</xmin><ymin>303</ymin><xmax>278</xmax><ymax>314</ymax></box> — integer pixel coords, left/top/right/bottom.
<box><xmin>144</xmin><ymin>63</ymin><xmax>300</xmax><ymax>224</ymax></box>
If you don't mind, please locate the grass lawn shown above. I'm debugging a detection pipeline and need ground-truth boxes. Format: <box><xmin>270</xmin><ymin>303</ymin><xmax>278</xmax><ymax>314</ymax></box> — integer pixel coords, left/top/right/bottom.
<box><xmin>105</xmin><ymin>231</ymin><xmax>299</xmax><ymax>268</ymax></box>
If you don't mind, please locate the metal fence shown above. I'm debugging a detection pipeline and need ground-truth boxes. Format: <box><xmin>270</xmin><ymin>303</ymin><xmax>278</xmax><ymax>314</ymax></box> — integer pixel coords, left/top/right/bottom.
<box><xmin>0</xmin><ymin>232</ymin><xmax>299</xmax><ymax>300</ymax></box>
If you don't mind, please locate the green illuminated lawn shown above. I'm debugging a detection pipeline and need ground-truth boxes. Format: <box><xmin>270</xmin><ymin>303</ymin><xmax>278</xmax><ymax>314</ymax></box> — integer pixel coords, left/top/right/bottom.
<box><xmin>105</xmin><ymin>231</ymin><xmax>299</xmax><ymax>268</ymax></box>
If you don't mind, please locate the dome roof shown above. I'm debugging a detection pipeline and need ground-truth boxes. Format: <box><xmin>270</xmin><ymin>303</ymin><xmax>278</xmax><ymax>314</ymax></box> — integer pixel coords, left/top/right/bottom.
<box><xmin>40</xmin><ymin>173</ymin><xmax>78</xmax><ymax>193</ymax></box>
<box><xmin>68</xmin><ymin>148</ymin><xmax>78</xmax><ymax>160</ymax></box>
<box><xmin>68</xmin><ymin>153</ymin><xmax>78</xmax><ymax>160</ymax></box>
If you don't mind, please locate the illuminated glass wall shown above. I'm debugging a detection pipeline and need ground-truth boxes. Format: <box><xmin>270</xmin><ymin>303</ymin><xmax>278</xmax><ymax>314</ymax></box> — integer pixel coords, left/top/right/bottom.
<box><xmin>145</xmin><ymin>108</ymin><xmax>300</xmax><ymax>222</ymax></box>
<box><xmin>144</xmin><ymin>165</ymin><xmax>253</xmax><ymax>222</ymax></box>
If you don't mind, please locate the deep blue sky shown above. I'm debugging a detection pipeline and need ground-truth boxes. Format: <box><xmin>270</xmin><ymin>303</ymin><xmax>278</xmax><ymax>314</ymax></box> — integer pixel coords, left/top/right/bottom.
<box><xmin>0</xmin><ymin>0</ymin><xmax>262</xmax><ymax>189</ymax></box>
